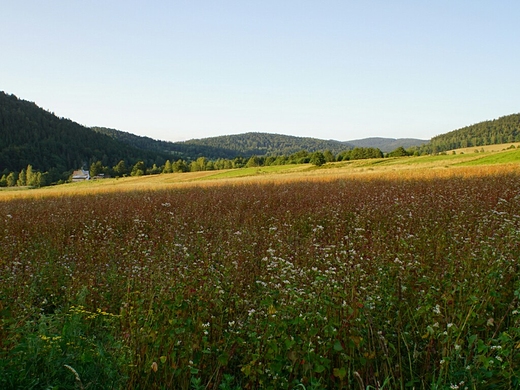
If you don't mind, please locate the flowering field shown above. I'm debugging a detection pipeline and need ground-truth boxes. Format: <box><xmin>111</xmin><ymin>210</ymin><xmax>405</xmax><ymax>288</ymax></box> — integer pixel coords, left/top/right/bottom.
<box><xmin>1</xmin><ymin>167</ymin><xmax>520</xmax><ymax>389</ymax></box>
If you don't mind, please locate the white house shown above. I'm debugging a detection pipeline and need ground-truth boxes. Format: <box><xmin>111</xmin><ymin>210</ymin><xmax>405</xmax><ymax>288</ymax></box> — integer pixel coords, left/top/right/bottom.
<box><xmin>71</xmin><ymin>169</ymin><xmax>90</xmax><ymax>182</ymax></box>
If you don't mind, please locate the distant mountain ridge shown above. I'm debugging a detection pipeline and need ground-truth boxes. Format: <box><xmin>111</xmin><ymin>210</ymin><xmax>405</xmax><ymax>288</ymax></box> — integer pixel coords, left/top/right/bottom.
<box><xmin>93</xmin><ymin>128</ymin><xmax>427</xmax><ymax>158</ymax></box>
<box><xmin>179</xmin><ymin>132</ymin><xmax>353</xmax><ymax>157</ymax></box>
<box><xmin>93</xmin><ymin>128</ymin><xmax>355</xmax><ymax>159</ymax></box>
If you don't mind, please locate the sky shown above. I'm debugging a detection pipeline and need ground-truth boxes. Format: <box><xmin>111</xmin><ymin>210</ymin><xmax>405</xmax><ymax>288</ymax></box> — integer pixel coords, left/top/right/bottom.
<box><xmin>1</xmin><ymin>1</ymin><xmax>519</xmax><ymax>142</ymax></box>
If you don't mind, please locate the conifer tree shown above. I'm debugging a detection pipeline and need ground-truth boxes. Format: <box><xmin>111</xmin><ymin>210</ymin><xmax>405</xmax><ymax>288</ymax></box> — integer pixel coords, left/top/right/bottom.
<box><xmin>6</xmin><ymin>172</ymin><xmax>17</xmax><ymax>187</ymax></box>
<box><xmin>163</xmin><ymin>160</ymin><xmax>173</xmax><ymax>173</ymax></box>
<box><xmin>26</xmin><ymin>165</ymin><xmax>40</xmax><ymax>186</ymax></box>
<box><xmin>17</xmin><ymin>168</ymin><xmax>26</xmax><ymax>186</ymax></box>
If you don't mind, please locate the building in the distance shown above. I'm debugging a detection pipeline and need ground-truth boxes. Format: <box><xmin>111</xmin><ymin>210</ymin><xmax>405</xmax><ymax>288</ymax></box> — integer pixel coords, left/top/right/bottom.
<box><xmin>71</xmin><ymin>169</ymin><xmax>90</xmax><ymax>182</ymax></box>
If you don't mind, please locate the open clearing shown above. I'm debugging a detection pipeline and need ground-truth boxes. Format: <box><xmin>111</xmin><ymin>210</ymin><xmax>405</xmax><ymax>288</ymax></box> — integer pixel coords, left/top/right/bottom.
<box><xmin>2</xmin><ymin>144</ymin><xmax>520</xmax><ymax>200</ymax></box>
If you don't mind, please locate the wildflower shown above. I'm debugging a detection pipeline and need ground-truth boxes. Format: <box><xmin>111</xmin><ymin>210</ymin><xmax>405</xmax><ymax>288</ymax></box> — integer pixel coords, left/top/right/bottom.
<box><xmin>151</xmin><ymin>362</ymin><xmax>158</xmax><ymax>372</ymax></box>
<box><xmin>433</xmin><ymin>305</ymin><xmax>441</xmax><ymax>314</ymax></box>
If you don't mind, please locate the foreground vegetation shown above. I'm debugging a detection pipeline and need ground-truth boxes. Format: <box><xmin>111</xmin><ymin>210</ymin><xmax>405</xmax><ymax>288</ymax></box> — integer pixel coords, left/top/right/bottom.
<box><xmin>1</xmin><ymin>164</ymin><xmax>520</xmax><ymax>389</ymax></box>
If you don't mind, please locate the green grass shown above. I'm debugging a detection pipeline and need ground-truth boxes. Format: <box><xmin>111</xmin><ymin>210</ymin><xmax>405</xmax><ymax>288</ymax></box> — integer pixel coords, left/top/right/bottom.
<box><xmin>195</xmin><ymin>164</ymin><xmax>309</xmax><ymax>180</ymax></box>
<box><xmin>4</xmin><ymin>146</ymin><xmax>520</xmax><ymax>201</ymax></box>
<box><xmin>458</xmin><ymin>148</ymin><xmax>520</xmax><ymax>166</ymax></box>
<box><xmin>380</xmin><ymin>153</ymin><xmax>479</xmax><ymax>166</ymax></box>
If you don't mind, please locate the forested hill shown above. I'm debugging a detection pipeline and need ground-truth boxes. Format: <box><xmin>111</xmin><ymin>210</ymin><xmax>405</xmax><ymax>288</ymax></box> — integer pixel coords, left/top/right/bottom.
<box><xmin>92</xmin><ymin>126</ymin><xmax>242</xmax><ymax>160</ymax></box>
<box><xmin>93</xmin><ymin>128</ymin><xmax>354</xmax><ymax>159</ymax></box>
<box><xmin>430</xmin><ymin>113</ymin><xmax>520</xmax><ymax>152</ymax></box>
<box><xmin>0</xmin><ymin>92</ymin><xmax>170</xmax><ymax>177</ymax></box>
<box><xmin>347</xmin><ymin>137</ymin><xmax>427</xmax><ymax>153</ymax></box>
<box><xmin>5</xmin><ymin>89</ymin><xmax>519</xmax><ymax>182</ymax></box>
<box><xmin>178</xmin><ymin>132</ymin><xmax>353</xmax><ymax>157</ymax></box>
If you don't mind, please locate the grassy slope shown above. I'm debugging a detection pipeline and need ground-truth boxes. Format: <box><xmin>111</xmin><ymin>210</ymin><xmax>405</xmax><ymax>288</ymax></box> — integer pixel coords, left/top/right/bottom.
<box><xmin>1</xmin><ymin>143</ymin><xmax>520</xmax><ymax>200</ymax></box>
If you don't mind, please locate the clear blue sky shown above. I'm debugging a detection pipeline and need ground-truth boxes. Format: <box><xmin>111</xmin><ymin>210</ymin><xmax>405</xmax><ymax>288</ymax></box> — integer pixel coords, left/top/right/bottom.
<box><xmin>2</xmin><ymin>1</ymin><xmax>519</xmax><ymax>142</ymax></box>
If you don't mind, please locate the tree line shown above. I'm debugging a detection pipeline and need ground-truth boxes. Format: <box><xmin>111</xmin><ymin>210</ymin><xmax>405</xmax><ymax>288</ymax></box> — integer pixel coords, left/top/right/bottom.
<box><xmin>1</xmin><ymin>146</ymin><xmax>407</xmax><ymax>188</ymax></box>
<box><xmin>98</xmin><ymin>147</ymin><xmax>389</xmax><ymax>177</ymax></box>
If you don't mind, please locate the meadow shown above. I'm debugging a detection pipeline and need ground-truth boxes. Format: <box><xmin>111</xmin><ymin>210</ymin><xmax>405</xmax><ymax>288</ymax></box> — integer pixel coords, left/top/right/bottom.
<box><xmin>1</xmin><ymin>155</ymin><xmax>520</xmax><ymax>389</ymax></box>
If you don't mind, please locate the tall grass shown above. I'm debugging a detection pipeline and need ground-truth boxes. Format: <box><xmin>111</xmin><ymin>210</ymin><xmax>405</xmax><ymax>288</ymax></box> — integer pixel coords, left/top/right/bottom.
<box><xmin>1</xmin><ymin>168</ymin><xmax>519</xmax><ymax>388</ymax></box>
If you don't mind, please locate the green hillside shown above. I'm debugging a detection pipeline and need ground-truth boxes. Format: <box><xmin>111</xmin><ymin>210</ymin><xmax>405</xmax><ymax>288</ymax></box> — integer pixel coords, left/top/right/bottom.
<box><xmin>0</xmin><ymin>92</ymin><xmax>170</xmax><ymax>181</ymax></box>
<box><xmin>179</xmin><ymin>132</ymin><xmax>352</xmax><ymax>157</ymax></box>
<box><xmin>92</xmin><ymin>126</ymin><xmax>243</xmax><ymax>160</ymax></box>
<box><xmin>430</xmin><ymin>113</ymin><xmax>520</xmax><ymax>152</ymax></box>
<box><xmin>94</xmin><ymin>128</ymin><xmax>355</xmax><ymax>159</ymax></box>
